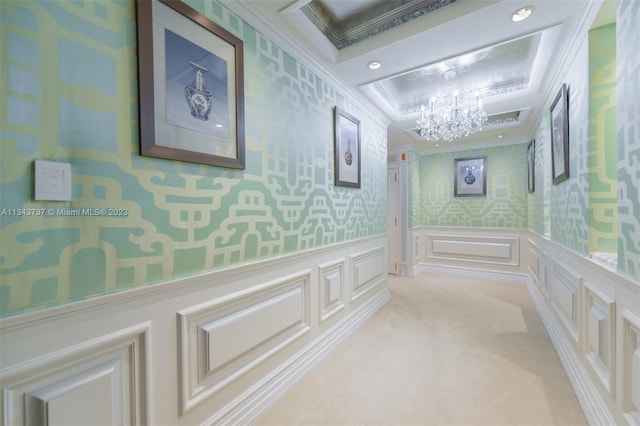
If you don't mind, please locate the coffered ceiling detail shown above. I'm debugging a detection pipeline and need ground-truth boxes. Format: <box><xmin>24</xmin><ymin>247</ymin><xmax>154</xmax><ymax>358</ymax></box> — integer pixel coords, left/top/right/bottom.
<box><xmin>300</xmin><ymin>0</ymin><xmax>458</xmax><ymax>50</ymax></box>
<box><xmin>225</xmin><ymin>0</ymin><xmax>612</xmax><ymax>152</ymax></box>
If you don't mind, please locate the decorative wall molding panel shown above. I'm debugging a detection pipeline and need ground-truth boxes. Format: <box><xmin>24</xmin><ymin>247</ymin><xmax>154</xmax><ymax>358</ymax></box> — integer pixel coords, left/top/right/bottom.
<box><xmin>622</xmin><ymin>310</ymin><xmax>640</xmax><ymax>425</ymax></box>
<box><xmin>411</xmin><ymin>227</ymin><xmax>528</xmax><ymax>283</ymax></box>
<box><xmin>427</xmin><ymin>235</ymin><xmax>519</xmax><ymax>266</ymax></box>
<box><xmin>177</xmin><ymin>271</ymin><xmax>311</xmax><ymax>414</ymax></box>
<box><xmin>582</xmin><ymin>281</ymin><xmax>616</xmax><ymax>394</ymax></box>
<box><xmin>1</xmin><ymin>236</ymin><xmax>389</xmax><ymax>425</ymax></box>
<box><xmin>550</xmin><ymin>259</ymin><xmax>582</xmax><ymax>342</ymax></box>
<box><xmin>204</xmin><ymin>287</ymin><xmax>391</xmax><ymax>425</ymax></box>
<box><xmin>319</xmin><ymin>259</ymin><xmax>346</xmax><ymax>323</ymax></box>
<box><xmin>527</xmin><ymin>232</ymin><xmax>639</xmax><ymax>426</ymax></box>
<box><xmin>537</xmin><ymin>250</ymin><xmax>550</xmax><ymax>297</ymax></box>
<box><xmin>350</xmin><ymin>246</ymin><xmax>386</xmax><ymax>302</ymax></box>
<box><xmin>528</xmin><ymin>239</ymin><xmax>540</xmax><ymax>282</ymax></box>
<box><xmin>1</xmin><ymin>323</ymin><xmax>148</xmax><ymax>425</ymax></box>
<box><xmin>527</xmin><ymin>275</ymin><xmax>618</xmax><ymax>426</ymax></box>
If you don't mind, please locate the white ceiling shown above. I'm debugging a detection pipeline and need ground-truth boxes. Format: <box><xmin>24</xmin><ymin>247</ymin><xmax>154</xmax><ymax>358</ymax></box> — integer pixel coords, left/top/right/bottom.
<box><xmin>224</xmin><ymin>0</ymin><xmax>615</xmax><ymax>153</ymax></box>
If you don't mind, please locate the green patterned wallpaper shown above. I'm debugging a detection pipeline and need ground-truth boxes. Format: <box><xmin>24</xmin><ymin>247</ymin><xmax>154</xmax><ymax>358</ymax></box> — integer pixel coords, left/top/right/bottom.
<box><xmin>528</xmin><ymin>115</ymin><xmax>551</xmax><ymax>237</ymax></box>
<box><xmin>550</xmin><ymin>37</ymin><xmax>590</xmax><ymax>256</ymax></box>
<box><xmin>588</xmin><ymin>24</ymin><xmax>617</xmax><ymax>253</ymax></box>
<box><xmin>617</xmin><ymin>0</ymin><xmax>640</xmax><ymax>280</ymax></box>
<box><xmin>416</xmin><ymin>144</ymin><xmax>528</xmax><ymax>228</ymax></box>
<box><xmin>0</xmin><ymin>0</ymin><xmax>387</xmax><ymax>316</ymax></box>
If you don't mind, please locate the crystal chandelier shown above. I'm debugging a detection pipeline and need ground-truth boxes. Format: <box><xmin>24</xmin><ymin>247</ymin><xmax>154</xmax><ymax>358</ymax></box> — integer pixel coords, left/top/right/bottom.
<box><xmin>416</xmin><ymin>69</ymin><xmax>488</xmax><ymax>142</ymax></box>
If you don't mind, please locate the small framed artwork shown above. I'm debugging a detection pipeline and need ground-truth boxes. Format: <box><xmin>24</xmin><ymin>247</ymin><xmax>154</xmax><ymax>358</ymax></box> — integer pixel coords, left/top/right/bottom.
<box><xmin>550</xmin><ymin>83</ymin><xmax>569</xmax><ymax>184</ymax></box>
<box><xmin>334</xmin><ymin>107</ymin><xmax>361</xmax><ymax>188</ymax></box>
<box><xmin>527</xmin><ymin>139</ymin><xmax>535</xmax><ymax>193</ymax></box>
<box><xmin>454</xmin><ymin>156</ymin><xmax>487</xmax><ymax>197</ymax></box>
<box><xmin>136</xmin><ymin>0</ymin><xmax>245</xmax><ymax>169</ymax></box>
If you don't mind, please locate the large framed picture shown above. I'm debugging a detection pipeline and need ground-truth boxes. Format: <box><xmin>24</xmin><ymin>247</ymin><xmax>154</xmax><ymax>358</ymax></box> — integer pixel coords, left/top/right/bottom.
<box><xmin>550</xmin><ymin>83</ymin><xmax>569</xmax><ymax>184</ymax></box>
<box><xmin>136</xmin><ymin>0</ymin><xmax>245</xmax><ymax>169</ymax></box>
<box><xmin>527</xmin><ymin>139</ymin><xmax>535</xmax><ymax>193</ymax></box>
<box><xmin>334</xmin><ymin>107</ymin><xmax>361</xmax><ymax>188</ymax></box>
<box><xmin>454</xmin><ymin>156</ymin><xmax>487</xmax><ymax>197</ymax></box>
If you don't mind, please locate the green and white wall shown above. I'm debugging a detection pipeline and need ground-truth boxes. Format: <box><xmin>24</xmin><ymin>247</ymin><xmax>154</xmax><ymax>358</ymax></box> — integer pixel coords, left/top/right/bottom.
<box><xmin>416</xmin><ymin>144</ymin><xmax>528</xmax><ymax>228</ymax></box>
<box><xmin>0</xmin><ymin>0</ymin><xmax>387</xmax><ymax>317</ymax></box>
<box><xmin>0</xmin><ymin>1</ymin><xmax>390</xmax><ymax>424</ymax></box>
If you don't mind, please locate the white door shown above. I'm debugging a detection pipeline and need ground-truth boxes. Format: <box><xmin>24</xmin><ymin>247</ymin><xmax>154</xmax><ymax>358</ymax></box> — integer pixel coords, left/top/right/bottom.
<box><xmin>387</xmin><ymin>163</ymin><xmax>399</xmax><ymax>275</ymax></box>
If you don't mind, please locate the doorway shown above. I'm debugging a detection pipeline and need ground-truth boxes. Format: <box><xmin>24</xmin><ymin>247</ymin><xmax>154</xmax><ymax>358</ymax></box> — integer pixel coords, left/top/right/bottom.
<box><xmin>387</xmin><ymin>158</ymin><xmax>399</xmax><ymax>275</ymax></box>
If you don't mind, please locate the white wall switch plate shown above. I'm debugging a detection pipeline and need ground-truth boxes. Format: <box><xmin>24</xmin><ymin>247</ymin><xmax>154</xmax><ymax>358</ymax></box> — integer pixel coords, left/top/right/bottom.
<box><xmin>35</xmin><ymin>160</ymin><xmax>72</xmax><ymax>201</ymax></box>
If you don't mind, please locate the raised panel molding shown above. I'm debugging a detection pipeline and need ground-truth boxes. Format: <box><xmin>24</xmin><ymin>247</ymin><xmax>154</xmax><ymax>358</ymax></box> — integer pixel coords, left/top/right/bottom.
<box><xmin>550</xmin><ymin>259</ymin><xmax>582</xmax><ymax>342</ymax></box>
<box><xmin>582</xmin><ymin>281</ymin><xmax>615</xmax><ymax>394</ymax></box>
<box><xmin>350</xmin><ymin>246</ymin><xmax>386</xmax><ymax>302</ymax></box>
<box><xmin>177</xmin><ymin>270</ymin><xmax>311</xmax><ymax>414</ymax></box>
<box><xmin>538</xmin><ymin>250</ymin><xmax>550</xmax><ymax>297</ymax></box>
<box><xmin>528</xmin><ymin>239</ymin><xmax>540</xmax><ymax>281</ymax></box>
<box><xmin>426</xmin><ymin>234</ymin><xmax>519</xmax><ymax>266</ymax></box>
<box><xmin>414</xmin><ymin>234</ymin><xmax>421</xmax><ymax>265</ymax></box>
<box><xmin>622</xmin><ymin>310</ymin><xmax>640</xmax><ymax>425</ymax></box>
<box><xmin>1</xmin><ymin>323</ymin><xmax>148</xmax><ymax>426</ymax></box>
<box><xmin>319</xmin><ymin>259</ymin><xmax>345</xmax><ymax>323</ymax></box>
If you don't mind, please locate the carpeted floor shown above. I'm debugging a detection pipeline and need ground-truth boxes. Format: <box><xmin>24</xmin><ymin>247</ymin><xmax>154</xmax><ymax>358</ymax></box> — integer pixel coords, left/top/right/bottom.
<box><xmin>257</xmin><ymin>273</ymin><xmax>587</xmax><ymax>426</ymax></box>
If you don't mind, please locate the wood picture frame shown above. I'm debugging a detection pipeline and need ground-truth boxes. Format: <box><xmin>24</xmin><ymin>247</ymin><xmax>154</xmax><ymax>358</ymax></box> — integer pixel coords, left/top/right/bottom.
<box><xmin>334</xmin><ymin>107</ymin><xmax>361</xmax><ymax>188</ymax></box>
<box><xmin>454</xmin><ymin>156</ymin><xmax>487</xmax><ymax>197</ymax></box>
<box><xmin>550</xmin><ymin>83</ymin><xmax>569</xmax><ymax>184</ymax></box>
<box><xmin>136</xmin><ymin>0</ymin><xmax>245</xmax><ymax>169</ymax></box>
<box><xmin>528</xmin><ymin>139</ymin><xmax>535</xmax><ymax>193</ymax></box>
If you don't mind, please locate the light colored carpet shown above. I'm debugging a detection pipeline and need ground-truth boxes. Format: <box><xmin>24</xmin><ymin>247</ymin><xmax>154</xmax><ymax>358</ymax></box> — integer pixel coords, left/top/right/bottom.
<box><xmin>257</xmin><ymin>273</ymin><xmax>588</xmax><ymax>426</ymax></box>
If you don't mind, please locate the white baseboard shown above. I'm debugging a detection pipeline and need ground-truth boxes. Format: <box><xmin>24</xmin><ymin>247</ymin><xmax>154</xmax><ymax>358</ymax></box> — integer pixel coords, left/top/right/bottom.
<box><xmin>205</xmin><ymin>286</ymin><xmax>392</xmax><ymax>425</ymax></box>
<box><xmin>526</xmin><ymin>281</ymin><xmax>617</xmax><ymax>426</ymax></box>
<box><xmin>414</xmin><ymin>263</ymin><xmax>528</xmax><ymax>285</ymax></box>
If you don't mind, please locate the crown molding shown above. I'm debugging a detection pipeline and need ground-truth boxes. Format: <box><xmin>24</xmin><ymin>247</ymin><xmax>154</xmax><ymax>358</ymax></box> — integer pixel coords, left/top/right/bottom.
<box><xmin>527</xmin><ymin>0</ymin><xmax>604</xmax><ymax>140</ymax></box>
<box><xmin>219</xmin><ymin>0</ymin><xmax>393</xmax><ymax>127</ymax></box>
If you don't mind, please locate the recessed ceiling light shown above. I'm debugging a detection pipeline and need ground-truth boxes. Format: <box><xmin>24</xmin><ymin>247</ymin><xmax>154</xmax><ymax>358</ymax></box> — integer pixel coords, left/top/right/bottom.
<box><xmin>498</xmin><ymin>133</ymin><xmax>505</xmax><ymax>139</ymax></box>
<box><xmin>511</xmin><ymin>6</ymin><xmax>534</xmax><ymax>22</ymax></box>
<box><xmin>368</xmin><ymin>60</ymin><xmax>381</xmax><ymax>70</ymax></box>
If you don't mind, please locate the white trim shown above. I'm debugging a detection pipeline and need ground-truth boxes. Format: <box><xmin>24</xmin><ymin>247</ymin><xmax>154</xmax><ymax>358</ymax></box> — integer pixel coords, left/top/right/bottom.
<box><xmin>219</xmin><ymin>0</ymin><xmax>392</xmax><ymax>127</ymax></box>
<box><xmin>0</xmin><ymin>234</ymin><xmax>386</xmax><ymax>331</ymax></box>
<box><xmin>203</xmin><ymin>286</ymin><xmax>391</xmax><ymax>425</ymax></box>
<box><xmin>527</xmin><ymin>281</ymin><xmax>617</xmax><ymax>426</ymax></box>
<box><xmin>414</xmin><ymin>263</ymin><xmax>527</xmax><ymax>285</ymax></box>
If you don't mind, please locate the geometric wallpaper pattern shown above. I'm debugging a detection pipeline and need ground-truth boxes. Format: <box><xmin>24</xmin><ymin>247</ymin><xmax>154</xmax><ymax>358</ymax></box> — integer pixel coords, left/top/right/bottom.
<box><xmin>416</xmin><ymin>144</ymin><xmax>528</xmax><ymax>228</ymax></box>
<box><xmin>550</xmin><ymin>37</ymin><xmax>590</xmax><ymax>256</ymax></box>
<box><xmin>528</xmin><ymin>114</ymin><xmax>550</xmax><ymax>237</ymax></box>
<box><xmin>588</xmin><ymin>24</ymin><xmax>617</xmax><ymax>254</ymax></box>
<box><xmin>0</xmin><ymin>0</ymin><xmax>387</xmax><ymax>316</ymax></box>
<box><xmin>616</xmin><ymin>0</ymin><xmax>640</xmax><ymax>280</ymax></box>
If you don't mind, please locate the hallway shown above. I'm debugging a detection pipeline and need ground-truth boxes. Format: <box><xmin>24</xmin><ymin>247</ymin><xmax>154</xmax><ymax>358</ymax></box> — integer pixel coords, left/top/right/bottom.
<box><xmin>257</xmin><ymin>273</ymin><xmax>587</xmax><ymax>425</ymax></box>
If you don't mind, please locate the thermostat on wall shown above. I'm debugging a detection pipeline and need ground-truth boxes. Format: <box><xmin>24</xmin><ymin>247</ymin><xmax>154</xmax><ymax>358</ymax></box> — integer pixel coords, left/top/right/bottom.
<box><xmin>34</xmin><ymin>160</ymin><xmax>72</xmax><ymax>201</ymax></box>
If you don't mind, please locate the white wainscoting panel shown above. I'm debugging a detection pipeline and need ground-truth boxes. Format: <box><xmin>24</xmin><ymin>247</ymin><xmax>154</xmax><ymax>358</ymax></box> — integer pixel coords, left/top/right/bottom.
<box><xmin>319</xmin><ymin>259</ymin><xmax>345</xmax><ymax>323</ymax></box>
<box><xmin>550</xmin><ymin>259</ymin><xmax>582</xmax><ymax>342</ymax></box>
<box><xmin>414</xmin><ymin>234</ymin><xmax>421</xmax><ymax>266</ymax></box>
<box><xmin>582</xmin><ymin>281</ymin><xmax>616</xmax><ymax>394</ymax></box>
<box><xmin>538</xmin><ymin>250</ymin><xmax>550</xmax><ymax>297</ymax></box>
<box><xmin>350</xmin><ymin>246</ymin><xmax>386</xmax><ymax>302</ymax></box>
<box><xmin>622</xmin><ymin>310</ymin><xmax>640</xmax><ymax>425</ymax></box>
<box><xmin>177</xmin><ymin>271</ymin><xmax>311</xmax><ymax>414</ymax></box>
<box><xmin>528</xmin><ymin>239</ymin><xmax>540</xmax><ymax>282</ymax></box>
<box><xmin>427</xmin><ymin>234</ymin><xmax>519</xmax><ymax>266</ymax></box>
<box><xmin>1</xmin><ymin>235</ymin><xmax>389</xmax><ymax>425</ymax></box>
<box><xmin>526</xmin><ymin>234</ymin><xmax>640</xmax><ymax>426</ymax></box>
<box><xmin>1</xmin><ymin>323</ymin><xmax>148</xmax><ymax>425</ymax></box>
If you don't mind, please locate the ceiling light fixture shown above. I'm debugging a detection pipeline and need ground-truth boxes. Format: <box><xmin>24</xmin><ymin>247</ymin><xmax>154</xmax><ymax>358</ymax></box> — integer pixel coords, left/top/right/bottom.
<box><xmin>511</xmin><ymin>6</ymin><xmax>534</xmax><ymax>22</ymax></box>
<box><xmin>368</xmin><ymin>60</ymin><xmax>381</xmax><ymax>70</ymax></box>
<box><xmin>416</xmin><ymin>69</ymin><xmax>488</xmax><ymax>142</ymax></box>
